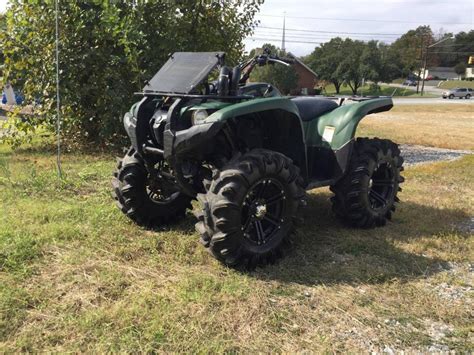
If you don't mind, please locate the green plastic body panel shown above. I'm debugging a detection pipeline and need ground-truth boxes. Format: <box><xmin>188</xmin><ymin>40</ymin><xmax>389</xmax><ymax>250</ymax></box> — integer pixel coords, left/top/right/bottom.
<box><xmin>181</xmin><ymin>101</ymin><xmax>233</xmax><ymax>115</ymax></box>
<box><xmin>302</xmin><ymin>97</ymin><xmax>393</xmax><ymax>150</ymax></box>
<box><xmin>203</xmin><ymin>97</ymin><xmax>300</xmax><ymax>123</ymax></box>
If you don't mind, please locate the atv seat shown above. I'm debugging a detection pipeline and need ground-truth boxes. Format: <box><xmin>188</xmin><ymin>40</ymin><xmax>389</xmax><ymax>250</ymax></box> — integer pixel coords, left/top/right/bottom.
<box><xmin>291</xmin><ymin>97</ymin><xmax>339</xmax><ymax>122</ymax></box>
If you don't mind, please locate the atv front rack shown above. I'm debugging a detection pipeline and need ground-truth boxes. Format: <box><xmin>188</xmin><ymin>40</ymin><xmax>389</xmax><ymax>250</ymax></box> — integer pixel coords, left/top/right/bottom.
<box><xmin>135</xmin><ymin>91</ymin><xmax>253</xmax><ymax>101</ymax></box>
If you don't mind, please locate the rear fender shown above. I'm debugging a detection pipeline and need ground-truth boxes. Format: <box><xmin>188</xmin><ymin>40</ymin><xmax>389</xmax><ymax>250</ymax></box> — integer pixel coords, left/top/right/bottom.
<box><xmin>304</xmin><ymin>97</ymin><xmax>393</xmax><ymax>150</ymax></box>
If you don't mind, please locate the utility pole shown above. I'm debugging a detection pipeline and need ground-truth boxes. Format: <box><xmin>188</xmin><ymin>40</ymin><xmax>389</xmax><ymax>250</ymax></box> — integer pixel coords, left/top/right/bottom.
<box><xmin>281</xmin><ymin>12</ymin><xmax>286</xmax><ymax>53</ymax></box>
<box><xmin>421</xmin><ymin>35</ymin><xmax>453</xmax><ymax>96</ymax></box>
<box><xmin>55</xmin><ymin>0</ymin><xmax>62</xmax><ymax>177</ymax></box>
<box><xmin>416</xmin><ymin>36</ymin><xmax>425</xmax><ymax>94</ymax></box>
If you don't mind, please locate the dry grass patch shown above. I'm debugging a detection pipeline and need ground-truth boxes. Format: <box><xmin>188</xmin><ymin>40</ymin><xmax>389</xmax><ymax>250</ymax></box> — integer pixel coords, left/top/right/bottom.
<box><xmin>1</xmin><ymin>136</ymin><xmax>473</xmax><ymax>351</ymax></box>
<box><xmin>358</xmin><ymin>104</ymin><xmax>474</xmax><ymax>150</ymax></box>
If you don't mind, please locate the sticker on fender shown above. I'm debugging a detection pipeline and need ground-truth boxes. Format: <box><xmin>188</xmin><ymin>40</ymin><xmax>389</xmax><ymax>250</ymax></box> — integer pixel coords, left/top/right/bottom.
<box><xmin>322</xmin><ymin>126</ymin><xmax>335</xmax><ymax>143</ymax></box>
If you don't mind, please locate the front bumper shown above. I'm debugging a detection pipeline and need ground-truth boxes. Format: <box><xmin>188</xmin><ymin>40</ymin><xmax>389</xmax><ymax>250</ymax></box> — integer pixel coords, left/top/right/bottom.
<box><xmin>163</xmin><ymin>121</ymin><xmax>224</xmax><ymax>159</ymax></box>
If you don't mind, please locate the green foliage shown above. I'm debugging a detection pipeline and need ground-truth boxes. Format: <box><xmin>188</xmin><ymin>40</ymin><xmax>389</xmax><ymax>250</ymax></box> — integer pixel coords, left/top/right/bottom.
<box><xmin>1</xmin><ymin>0</ymin><xmax>262</xmax><ymax>147</ymax></box>
<box><xmin>388</xmin><ymin>26</ymin><xmax>434</xmax><ymax>77</ymax></box>
<box><xmin>435</xmin><ymin>31</ymin><xmax>474</xmax><ymax>67</ymax></box>
<box><xmin>247</xmin><ymin>43</ymin><xmax>299</xmax><ymax>95</ymax></box>
<box><xmin>454</xmin><ymin>62</ymin><xmax>467</xmax><ymax>76</ymax></box>
<box><xmin>452</xmin><ymin>31</ymin><xmax>474</xmax><ymax>65</ymax></box>
<box><xmin>306</xmin><ymin>26</ymin><xmax>472</xmax><ymax>95</ymax></box>
<box><xmin>306</xmin><ymin>38</ymin><xmax>345</xmax><ymax>93</ymax></box>
<box><xmin>307</xmin><ymin>38</ymin><xmax>392</xmax><ymax>95</ymax></box>
<box><xmin>337</xmin><ymin>39</ymin><xmax>367</xmax><ymax>95</ymax></box>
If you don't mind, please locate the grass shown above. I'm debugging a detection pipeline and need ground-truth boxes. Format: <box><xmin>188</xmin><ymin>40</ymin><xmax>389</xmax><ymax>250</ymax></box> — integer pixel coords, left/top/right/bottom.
<box><xmin>1</xmin><ymin>106</ymin><xmax>473</xmax><ymax>352</ymax></box>
<box><xmin>358</xmin><ymin>104</ymin><xmax>474</xmax><ymax>150</ymax></box>
<box><xmin>391</xmin><ymin>78</ymin><xmax>406</xmax><ymax>85</ymax></box>
<box><xmin>438</xmin><ymin>80</ymin><xmax>474</xmax><ymax>90</ymax></box>
<box><xmin>324</xmin><ymin>83</ymin><xmax>437</xmax><ymax>98</ymax></box>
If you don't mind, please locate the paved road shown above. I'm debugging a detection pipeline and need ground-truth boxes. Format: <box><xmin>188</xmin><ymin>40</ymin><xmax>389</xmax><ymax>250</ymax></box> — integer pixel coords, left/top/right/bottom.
<box><xmin>393</xmin><ymin>97</ymin><xmax>474</xmax><ymax>105</ymax></box>
<box><xmin>386</xmin><ymin>82</ymin><xmax>445</xmax><ymax>95</ymax></box>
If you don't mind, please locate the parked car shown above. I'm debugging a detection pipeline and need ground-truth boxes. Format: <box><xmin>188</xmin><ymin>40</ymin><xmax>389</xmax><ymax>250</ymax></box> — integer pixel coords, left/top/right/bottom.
<box><xmin>425</xmin><ymin>75</ymin><xmax>434</xmax><ymax>81</ymax></box>
<box><xmin>2</xmin><ymin>90</ymin><xmax>24</xmax><ymax>105</ymax></box>
<box><xmin>403</xmin><ymin>80</ymin><xmax>417</xmax><ymax>86</ymax></box>
<box><xmin>442</xmin><ymin>88</ymin><xmax>472</xmax><ymax>99</ymax></box>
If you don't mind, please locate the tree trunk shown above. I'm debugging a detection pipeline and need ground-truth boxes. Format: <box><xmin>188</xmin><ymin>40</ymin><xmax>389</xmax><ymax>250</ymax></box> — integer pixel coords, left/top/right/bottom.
<box><xmin>347</xmin><ymin>81</ymin><xmax>360</xmax><ymax>95</ymax></box>
<box><xmin>333</xmin><ymin>81</ymin><xmax>341</xmax><ymax>94</ymax></box>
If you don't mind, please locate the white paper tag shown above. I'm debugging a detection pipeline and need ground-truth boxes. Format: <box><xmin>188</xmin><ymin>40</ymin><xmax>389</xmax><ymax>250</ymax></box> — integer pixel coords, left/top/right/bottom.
<box><xmin>322</xmin><ymin>126</ymin><xmax>335</xmax><ymax>143</ymax></box>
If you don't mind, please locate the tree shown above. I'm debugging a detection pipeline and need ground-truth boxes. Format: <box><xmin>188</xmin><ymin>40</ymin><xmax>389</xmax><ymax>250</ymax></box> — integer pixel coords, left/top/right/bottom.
<box><xmin>306</xmin><ymin>37</ymin><xmax>345</xmax><ymax>94</ymax></box>
<box><xmin>453</xmin><ymin>31</ymin><xmax>474</xmax><ymax>67</ymax></box>
<box><xmin>248</xmin><ymin>44</ymin><xmax>299</xmax><ymax>95</ymax></box>
<box><xmin>1</xmin><ymin>0</ymin><xmax>263</xmax><ymax>147</ymax></box>
<box><xmin>378</xmin><ymin>42</ymin><xmax>402</xmax><ymax>83</ymax></box>
<box><xmin>308</xmin><ymin>38</ymin><xmax>394</xmax><ymax>95</ymax></box>
<box><xmin>388</xmin><ymin>26</ymin><xmax>435</xmax><ymax>77</ymax></box>
<box><xmin>0</xmin><ymin>13</ymin><xmax>5</xmax><ymax>70</ymax></box>
<box><xmin>337</xmin><ymin>39</ymin><xmax>366</xmax><ymax>95</ymax></box>
<box><xmin>359</xmin><ymin>40</ymin><xmax>383</xmax><ymax>83</ymax></box>
<box><xmin>454</xmin><ymin>62</ymin><xmax>467</xmax><ymax>78</ymax></box>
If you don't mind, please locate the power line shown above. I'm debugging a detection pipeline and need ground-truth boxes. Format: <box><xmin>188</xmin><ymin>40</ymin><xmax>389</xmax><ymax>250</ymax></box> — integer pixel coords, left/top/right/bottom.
<box><xmin>253</xmin><ymin>31</ymin><xmax>397</xmax><ymax>42</ymax></box>
<box><xmin>253</xmin><ymin>31</ymin><xmax>399</xmax><ymax>41</ymax></box>
<box><xmin>256</xmin><ymin>25</ymin><xmax>403</xmax><ymax>37</ymax></box>
<box><xmin>248</xmin><ymin>37</ymin><xmax>325</xmax><ymax>45</ymax></box>
<box><xmin>257</xmin><ymin>13</ymin><xmax>472</xmax><ymax>25</ymax></box>
<box><xmin>429</xmin><ymin>51</ymin><xmax>474</xmax><ymax>54</ymax></box>
<box><xmin>430</xmin><ymin>44</ymin><xmax>473</xmax><ymax>47</ymax></box>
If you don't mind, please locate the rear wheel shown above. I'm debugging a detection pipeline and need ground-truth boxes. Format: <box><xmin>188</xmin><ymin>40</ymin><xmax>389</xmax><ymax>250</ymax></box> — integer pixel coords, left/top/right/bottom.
<box><xmin>466</xmin><ymin>94</ymin><xmax>471</xmax><ymax>99</ymax></box>
<box><xmin>112</xmin><ymin>148</ymin><xmax>192</xmax><ymax>227</ymax></box>
<box><xmin>330</xmin><ymin>138</ymin><xmax>404</xmax><ymax>228</ymax></box>
<box><xmin>195</xmin><ymin>149</ymin><xmax>305</xmax><ymax>269</ymax></box>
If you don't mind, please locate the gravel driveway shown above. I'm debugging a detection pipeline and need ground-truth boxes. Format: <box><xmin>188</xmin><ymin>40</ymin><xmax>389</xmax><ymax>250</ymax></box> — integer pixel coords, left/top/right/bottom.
<box><xmin>400</xmin><ymin>144</ymin><xmax>472</xmax><ymax>166</ymax></box>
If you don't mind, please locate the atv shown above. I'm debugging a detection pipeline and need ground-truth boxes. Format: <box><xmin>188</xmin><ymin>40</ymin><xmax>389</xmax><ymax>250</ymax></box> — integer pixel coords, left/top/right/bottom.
<box><xmin>113</xmin><ymin>50</ymin><xmax>404</xmax><ymax>269</ymax></box>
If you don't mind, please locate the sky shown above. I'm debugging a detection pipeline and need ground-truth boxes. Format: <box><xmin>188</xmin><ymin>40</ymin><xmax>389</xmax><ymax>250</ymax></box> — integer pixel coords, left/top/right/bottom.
<box><xmin>0</xmin><ymin>0</ymin><xmax>472</xmax><ymax>57</ymax></box>
<box><xmin>244</xmin><ymin>0</ymin><xmax>474</xmax><ymax>56</ymax></box>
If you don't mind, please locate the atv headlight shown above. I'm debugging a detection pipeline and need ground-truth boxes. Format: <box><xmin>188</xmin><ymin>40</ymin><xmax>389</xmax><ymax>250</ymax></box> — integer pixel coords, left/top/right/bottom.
<box><xmin>191</xmin><ymin>109</ymin><xmax>208</xmax><ymax>125</ymax></box>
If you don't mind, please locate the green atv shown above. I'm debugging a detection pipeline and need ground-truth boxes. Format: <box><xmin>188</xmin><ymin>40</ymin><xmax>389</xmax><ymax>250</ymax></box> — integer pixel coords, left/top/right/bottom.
<box><xmin>113</xmin><ymin>50</ymin><xmax>404</xmax><ymax>269</ymax></box>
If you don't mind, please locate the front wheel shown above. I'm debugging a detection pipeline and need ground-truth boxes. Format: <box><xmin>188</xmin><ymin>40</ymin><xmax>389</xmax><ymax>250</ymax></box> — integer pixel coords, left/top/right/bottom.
<box><xmin>466</xmin><ymin>94</ymin><xmax>471</xmax><ymax>99</ymax></box>
<box><xmin>195</xmin><ymin>149</ymin><xmax>305</xmax><ymax>269</ymax></box>
<box><xmin>112</xmin><ymin>148</ymin><xmax>192</xmax><ymax>227</ymax></box>
<box><xmin>449</xmin><ymin>94</ymin><xmax>454</xmax><ymax>99</ymax></box>
<box><xmin>330</xmin><ymin>138</ymin><xmax>404</xmax><ymax>228</ymax></box>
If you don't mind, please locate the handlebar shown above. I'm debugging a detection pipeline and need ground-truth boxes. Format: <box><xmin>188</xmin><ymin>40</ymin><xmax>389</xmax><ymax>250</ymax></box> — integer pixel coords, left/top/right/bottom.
<box><xmin>268</xmin><ymin>58</ymin><xmax>292</xmax><ymax>66</ymax></box>
<box><xmin>238</xmin><ymin>49</ymin><xmax>294</xmax><ymax>84</ymax></box>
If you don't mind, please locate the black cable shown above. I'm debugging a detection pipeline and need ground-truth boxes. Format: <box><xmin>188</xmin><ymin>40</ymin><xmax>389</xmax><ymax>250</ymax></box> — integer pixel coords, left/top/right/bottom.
<box><xmin>257</xmin><ymin>13</ymin><xmax>472</xmax><ymax>25</ymax></box>
<box><xmin>256</xmin><ymin>25</ymin><xmax>403</xmax><ymax>36</ymax></box>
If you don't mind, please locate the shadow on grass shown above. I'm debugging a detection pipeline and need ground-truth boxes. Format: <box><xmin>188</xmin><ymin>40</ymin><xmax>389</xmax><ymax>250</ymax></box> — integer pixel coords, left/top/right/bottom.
<box><xmin>253</xmin><ymin>192</ymin><xmax>470</xmax><ymax>285</ymax></box>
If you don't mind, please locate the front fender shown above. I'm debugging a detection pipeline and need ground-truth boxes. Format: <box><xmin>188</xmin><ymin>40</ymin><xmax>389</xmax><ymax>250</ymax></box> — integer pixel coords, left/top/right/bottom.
<box><xmin>304</xmin><ymin>97</ymin><xmax>393</xmax><ymax>149</ymax></box>
<box><xmin>123</xmin><ymin>98</ymin><xmax>147</xmax><ymax>152</ymax></box>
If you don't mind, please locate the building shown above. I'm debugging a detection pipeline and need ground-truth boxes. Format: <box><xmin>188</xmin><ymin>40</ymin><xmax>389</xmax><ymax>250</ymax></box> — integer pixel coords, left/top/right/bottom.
<box><xmin>466</xmin><ymin>67</ymin><xmax>474</xmax><ymax>79</ymax></box>
<box><xmin>288</xmin><ymin>53</ymin><xmax>318</xmax><ymax>95</ymax></box>
<box><xmin>421</xmin><ymin>67</ymin><xmax>459</xmax><ymax>80</ymax></box>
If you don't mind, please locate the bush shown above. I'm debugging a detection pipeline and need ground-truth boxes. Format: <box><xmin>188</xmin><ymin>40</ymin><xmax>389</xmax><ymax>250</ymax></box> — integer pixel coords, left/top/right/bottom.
<box><xmin>1</xmin><ymin>1</ymin><xmax>262</xmax><ymax>148</ymax></box>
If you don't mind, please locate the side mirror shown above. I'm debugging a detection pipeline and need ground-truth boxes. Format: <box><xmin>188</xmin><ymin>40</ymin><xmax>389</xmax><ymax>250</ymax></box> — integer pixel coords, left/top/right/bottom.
<box><xmin>256</xmin><ymin>56</ymin><xmax>267</xmax><ymax>66</ymax></box>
